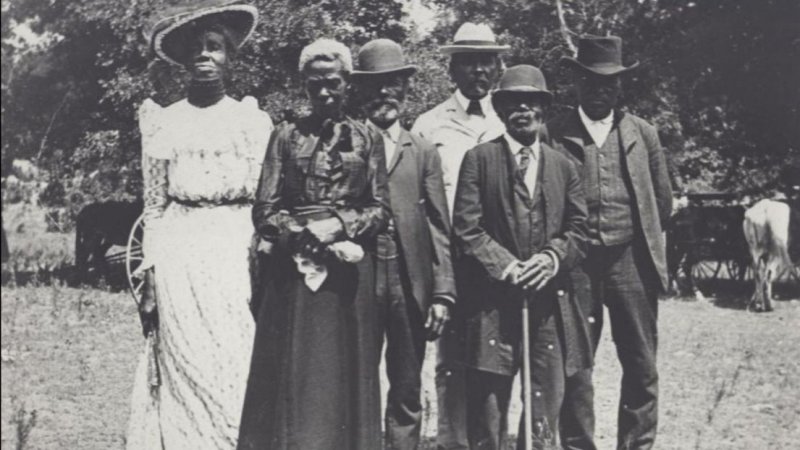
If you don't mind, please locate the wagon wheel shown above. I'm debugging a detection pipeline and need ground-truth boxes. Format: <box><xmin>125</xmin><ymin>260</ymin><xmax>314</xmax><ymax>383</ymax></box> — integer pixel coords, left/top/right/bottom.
<box><xmin>691</xmin><ymin>260</ymin><xmax>717</xmax><ymax>280</ymax></box>
<box><xmin>125</xmin><ymin>214</ymin><xmax>146</xmax><ymax>305</ymax></box>
<box><xmin>725</xmin><ymin>259</ymin><xmax>748</xmax><ymax>281</ymax></box>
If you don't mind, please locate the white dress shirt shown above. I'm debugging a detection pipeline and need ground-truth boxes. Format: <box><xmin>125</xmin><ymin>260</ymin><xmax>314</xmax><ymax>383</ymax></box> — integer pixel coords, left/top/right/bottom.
<box><xmin>578</xmin><ymin>106</ymin><xmax>614</xmax><ymax>148</ymax></box>
<box><xmin>378</xmin><ymin>120</ymin><xmax>402</xmax><ymax>170</ymax></box>
<box><xmin>500</xmin><ymin>133</ymin><xmax>559</xmax><ymax>281</ymax></box>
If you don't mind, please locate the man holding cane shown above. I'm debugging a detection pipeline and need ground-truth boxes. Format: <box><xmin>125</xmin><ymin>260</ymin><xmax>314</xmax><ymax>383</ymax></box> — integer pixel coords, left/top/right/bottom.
<box><xmin>451</xmin><ymin>65</ymin><xmax>591</xmax><ymax>449</ymax></box>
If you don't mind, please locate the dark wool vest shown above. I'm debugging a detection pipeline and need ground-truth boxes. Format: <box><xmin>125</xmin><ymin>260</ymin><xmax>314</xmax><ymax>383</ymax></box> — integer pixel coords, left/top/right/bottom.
<box><xmin>512</xmin><ymin>160</ymin><xmax>559</xmax><ymax>319</ymax></box>
<box><xmin>512</xmin><ymin>158</ymin><xmax>547</xmax><ymax>260</ymax></box>
<box><xmin>583</xmin><ymin>124</ymin><xmax>635</xmax><ymax>245</ymax></box>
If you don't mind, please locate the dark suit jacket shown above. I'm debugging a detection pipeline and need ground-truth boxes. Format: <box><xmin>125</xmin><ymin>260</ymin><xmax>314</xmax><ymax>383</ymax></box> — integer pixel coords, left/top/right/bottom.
<box><xmin>452</xmin><ymin>136</ymin><xmax>591</xmax><ymax>376</ymax></box>
<box><xmin>387</xmin><ymin>128</ymin><xmax>456</xmax><ymax>312</ymax></box>
<box><xmin>547</xmin><ymin>110</ymin><xmax>673</xmax><ymax>290</ymax></box>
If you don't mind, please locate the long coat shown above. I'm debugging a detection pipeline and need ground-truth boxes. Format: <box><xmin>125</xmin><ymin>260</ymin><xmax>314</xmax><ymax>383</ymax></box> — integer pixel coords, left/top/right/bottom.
<box><xmin>452</xmin><ymin>136</ymin><xmax>592</xmax><ymax>377</ymax></box>
<box><xmin>546</xmin><ymin>110</ymin><xmax>673</xmax><ymax>290</ymax></box>
<box><xmin>387</xmin><ymin>128</ymin><xmax>457</xmax><ymax>311</ymax></box>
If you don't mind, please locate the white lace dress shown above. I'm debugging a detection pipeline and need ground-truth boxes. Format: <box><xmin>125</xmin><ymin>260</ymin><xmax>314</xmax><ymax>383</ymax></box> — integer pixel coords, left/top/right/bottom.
<box><xmin>126</xmin><ymin>96</ymin><xmax>272</xmax><ymax>449</ymax></box>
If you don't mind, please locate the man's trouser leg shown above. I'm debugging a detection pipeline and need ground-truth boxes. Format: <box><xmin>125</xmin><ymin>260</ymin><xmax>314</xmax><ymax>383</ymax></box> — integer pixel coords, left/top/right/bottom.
<box><xmin>436</xmin><ymin>318</ymin><xmax>468</xmax><ymax>449</ymax></box>
<box><xmin>377</xmin><ymin>234</ymin><xmax>428</xmax><ymax>450</ymax></box>
<box><xmin>604</xmin><ymin>242</ymin><xmax>659</xmax><ymax>450</ymax></box>
<box><xmin>559</xmin><ymin>254</ymin><xmax>603</xmax><ymax>450</ymax></box>
<box><xmin>465</xmin><ymin>369</ymin><xmax>512</xmax><ymax>450</ymax></box>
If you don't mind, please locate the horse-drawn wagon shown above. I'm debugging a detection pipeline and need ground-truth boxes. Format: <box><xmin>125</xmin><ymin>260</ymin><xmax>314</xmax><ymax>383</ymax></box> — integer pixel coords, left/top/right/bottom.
<box><xmin>667</xmin><ymin>192</ymin><xmax>751</xmax><ymax>295</ymax></box>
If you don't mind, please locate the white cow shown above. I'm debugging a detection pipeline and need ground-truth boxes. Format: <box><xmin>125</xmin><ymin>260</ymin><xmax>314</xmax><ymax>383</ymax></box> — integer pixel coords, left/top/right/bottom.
<box><xmin>743</xmin><ymin>199</ymin><xmax>798</xmax><ymax>311</ymax></box>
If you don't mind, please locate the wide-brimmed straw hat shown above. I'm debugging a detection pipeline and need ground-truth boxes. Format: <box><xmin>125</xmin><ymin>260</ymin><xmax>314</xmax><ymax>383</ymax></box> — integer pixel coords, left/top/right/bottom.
<box><xmin>146</xmin><ymin>0</ymin><xmax>258</xmax><ymax>66</ymax></box>
<box><xmin>351</xmin><ymin>39</ymin><xmax>417</xmax><ymax>78</ymax></box>
<box><xmin>492</xmin><ymin>64</ymin><xmax>553</xmax><ymax>103</ymax></box>
<box><xmin>440</xmin><ymin>22</ymin><xmax>510</xmax><ymax>55</ymax></box>
<box><xmin>560</xmin><ymin>35</ymin><xmax>639</xmax><ymax>76</ymax></box>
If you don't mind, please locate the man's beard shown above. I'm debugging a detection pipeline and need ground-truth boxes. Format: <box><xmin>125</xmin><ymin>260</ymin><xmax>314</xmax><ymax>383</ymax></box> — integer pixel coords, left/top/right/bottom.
<box><xmin>367</xmin><ymin>99</ymin><xmax>401</xmax><ymax>128</ymax></box>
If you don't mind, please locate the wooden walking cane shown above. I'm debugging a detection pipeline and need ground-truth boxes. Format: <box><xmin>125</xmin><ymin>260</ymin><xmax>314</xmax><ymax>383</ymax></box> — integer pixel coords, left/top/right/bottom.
<box><xmin>521</xmin><ymin>294</ymin><xmax>534</xmax><ymax>450</ymax></box>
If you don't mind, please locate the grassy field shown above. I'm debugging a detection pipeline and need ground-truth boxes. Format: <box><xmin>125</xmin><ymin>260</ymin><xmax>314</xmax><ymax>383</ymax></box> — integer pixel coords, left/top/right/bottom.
<box><xmin>2</xmin><ymin>284</ymin><xmax>798</xmax><ymax>449</ymax></box>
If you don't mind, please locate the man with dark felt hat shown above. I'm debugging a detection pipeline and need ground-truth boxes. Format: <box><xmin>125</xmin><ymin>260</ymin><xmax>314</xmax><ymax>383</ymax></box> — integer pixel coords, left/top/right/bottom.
<box><xmin>452</xmin><ymin>64</ymin><xmax>590</xmax><ymax>449</ymax></box>
<box><xmin>547</xmin><ymin>35</ymin><xmax>672</xmax><ymax>450</ymax></box>
<box><xmin>411</xmin><ymin>22</ymin><xmax>508</xmax><ymax>449</ymax></box>
<box><xmin>351</xmin><ymin>38</ymin><xmax>456</xmax><ymax>450</ymax></box>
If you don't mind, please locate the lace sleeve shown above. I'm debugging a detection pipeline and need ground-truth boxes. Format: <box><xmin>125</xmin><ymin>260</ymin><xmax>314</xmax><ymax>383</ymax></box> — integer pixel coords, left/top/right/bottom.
<box><xmin>138</xmin><ymin>99</ymin><xmax>170</xmax><ymax>271</ymax></box>
<box><xmin>142</xmin><ymin>154</ymin><xmax>169</xmax><ymax>224</ymax></box>
<box><xmin>241</xmin><ymin>96</ymin><xmax>274</xmax><ymax>197</ymax></box>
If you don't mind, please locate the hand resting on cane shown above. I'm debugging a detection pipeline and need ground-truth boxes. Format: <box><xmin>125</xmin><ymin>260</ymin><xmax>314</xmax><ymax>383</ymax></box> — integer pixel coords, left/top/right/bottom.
<box><xmin>508</xmin><ymin>252</ymin><xmax>558</xmax><ymax>291</ymax></box>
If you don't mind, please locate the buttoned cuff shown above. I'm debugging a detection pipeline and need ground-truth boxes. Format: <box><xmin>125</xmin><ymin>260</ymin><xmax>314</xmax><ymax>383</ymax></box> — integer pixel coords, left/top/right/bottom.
<box><xmin>433</xmin><ymin>295</ymin><xmax>456</xmax><ymax>306</ymax></box>
<box><xmin>543</xmin><ymin>250</ymin><xmax>560</xmax><ymax>275</ymax></box>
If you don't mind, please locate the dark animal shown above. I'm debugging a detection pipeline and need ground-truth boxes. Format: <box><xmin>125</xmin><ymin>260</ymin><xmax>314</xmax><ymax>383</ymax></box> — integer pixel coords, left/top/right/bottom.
<box><xmin>743</xmin><ymin>199</ymin><xmax>799</xmax><ymax>311</ymax></box>
<box><xmin>75</xmin><ymin>200</ymin><xmax>143</xmax><ymax>285</ymax></box>
<box><xmin>666</xmin><ymin>202</ymin><xmax>750</xmax><ymax>296</ymax></box>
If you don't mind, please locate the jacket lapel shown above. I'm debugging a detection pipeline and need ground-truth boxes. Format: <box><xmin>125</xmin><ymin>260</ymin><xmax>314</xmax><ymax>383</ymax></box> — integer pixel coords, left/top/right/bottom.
<box><xmin>388</xmin><ymin>130</ymin><xmax>412</xmax><ymax>176</ymax></box>
<box><xmin>559</xmin><ymin>111</ymin><xmax>589</xmax><ymax>163</ymax></box>
<box><xmin>494</xmin><ymin>138</ymin><xmax>521</xmax><ymax>256</ymax></box>
<box><xmin>539</xmin><ymin>144</ymin><xmax>558</xmax><ymax>236</ymax></box>
<box><xmin>617</xmin><ymin>113</ymin><xmax>640</xmax><ymax>156</ymax></box>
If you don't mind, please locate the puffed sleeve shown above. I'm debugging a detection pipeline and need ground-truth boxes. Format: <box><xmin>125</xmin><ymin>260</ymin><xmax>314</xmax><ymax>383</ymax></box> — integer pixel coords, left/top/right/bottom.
<box><xmin>240</xmin><ymin>96</ymin><xmax>274</xmax><ymax>195</ymax></box>
<box><xmin>139</xmin><ymin>99</ymin><xmax>169</xmax><ymax>271</ymax></box>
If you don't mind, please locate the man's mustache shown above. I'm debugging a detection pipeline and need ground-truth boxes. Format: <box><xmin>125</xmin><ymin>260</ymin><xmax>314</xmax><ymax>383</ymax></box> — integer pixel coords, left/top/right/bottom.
<box><xmin>367</xmin><ymin>98</ymin><xmax>401</xmax><ymax>109</ymax></box>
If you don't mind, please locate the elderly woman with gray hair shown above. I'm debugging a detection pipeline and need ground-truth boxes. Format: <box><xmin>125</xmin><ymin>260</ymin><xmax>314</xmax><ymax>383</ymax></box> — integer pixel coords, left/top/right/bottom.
<box><xmin>237</xmin><ymin>38</ymin><xmax>390</xmax><ymax>450</ymax></box>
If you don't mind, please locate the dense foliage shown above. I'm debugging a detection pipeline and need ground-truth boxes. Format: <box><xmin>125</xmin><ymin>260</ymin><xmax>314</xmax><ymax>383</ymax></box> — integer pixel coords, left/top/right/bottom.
<box><xmin>2</xmin><ymin>0</ymin><xmax>798</xmax><ymax>220</ymax></box>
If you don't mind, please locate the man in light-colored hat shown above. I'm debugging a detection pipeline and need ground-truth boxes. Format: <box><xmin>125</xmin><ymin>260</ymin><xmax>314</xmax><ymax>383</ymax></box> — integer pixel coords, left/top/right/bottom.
<box><xmin>452</xmin><ymin>64</ymin><xmax>589</xmax><ymax>449</ymax></box>
<box><xmin>412</xmin><ymin>22</ymin><xmax>509</xmax><ymax>215</ymax></box>
<box><xmin>410</xmin><ymin>22</ymin><xmax>508</xmax><ymax>449</ymax></box>
<box><xmin>547</xmin><ymin>35</ymin><xmax>672</xmax><ymax>450</ymax></box>
<box><xmin>351</xmin><ymin>38</ymin><xmax>456</xmax><ymax>450</ymax></box>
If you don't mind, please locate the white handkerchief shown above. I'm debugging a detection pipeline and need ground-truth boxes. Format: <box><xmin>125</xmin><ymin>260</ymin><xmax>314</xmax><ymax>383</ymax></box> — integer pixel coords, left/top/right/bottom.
<box><xmin>293</xmin><ymin>255</ymin><xmax>328</xmax><ymax>292</ymax></box>
<box><xmin>292</xmin><ymin>241</ymin><xmax>364</xmax><ymax>292</ymax></box>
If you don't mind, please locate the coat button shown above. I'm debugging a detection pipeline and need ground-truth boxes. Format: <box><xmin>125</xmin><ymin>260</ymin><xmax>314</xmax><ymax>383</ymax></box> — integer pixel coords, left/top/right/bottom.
<box><xmin>489</xmin><ymin>339</ymin><xmax>497</xmax><ymax>346</ymax></box>
<box><xmin>535</xmin><ymin>391</ymin><xmax>542</xmax><ymax>398</ymax></box>
<box><xmin>588</xmin><ymin>316</ymin><xmax>596</xmax><ymax>324</ymax></box>
<box><xmin>557</xmin><ymin>289</ymin><xmax>565</xmax><ymax>297</ymax></box>
<box><xmin>547</xmin><ymin>344</ymin><xmax>554</xmax><ymax>350</ymax></box>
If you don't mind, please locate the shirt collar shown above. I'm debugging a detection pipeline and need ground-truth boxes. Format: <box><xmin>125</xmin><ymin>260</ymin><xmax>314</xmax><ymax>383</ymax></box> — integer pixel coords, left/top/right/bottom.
<box><xmin>374</xmin><ymin>120</ymin><xmax>402</xmax><ymax>145</ymax></box>
<box><xmin>455</xmin><ymin>89</ymin><xmax>493</xmax><ymax>116</ymax></box>
<box><xmin>504</xmin><ymin>132</ymin><xmax>540</xmax><ymax>158</ymax></box>
<box><xmin>578</xmin><ymin>105</ymin><xmax>614</xmax><ymax>126</ymax></box>
<box><xmin>384</xmin><ymin>120</ymin><xmax>402</xmax><ymax>144</ymax></box>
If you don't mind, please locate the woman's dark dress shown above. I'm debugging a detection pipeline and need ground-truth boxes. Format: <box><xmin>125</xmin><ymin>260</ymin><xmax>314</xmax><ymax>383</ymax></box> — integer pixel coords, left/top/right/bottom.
<box><xmin>238</xmin><ymin>116</ymin><xmax>389</xmax><ymax>450</ymax></box>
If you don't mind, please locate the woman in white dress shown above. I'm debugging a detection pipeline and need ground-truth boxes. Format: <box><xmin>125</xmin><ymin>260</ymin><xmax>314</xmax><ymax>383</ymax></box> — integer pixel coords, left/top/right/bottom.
<box><xmin>126</xmin><ymin>2</ymin><xmax>273</xmax><ymax>448</ymax></box>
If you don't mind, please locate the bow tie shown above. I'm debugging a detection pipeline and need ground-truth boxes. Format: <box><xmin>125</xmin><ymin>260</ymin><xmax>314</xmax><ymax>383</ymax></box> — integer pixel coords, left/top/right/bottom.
<box><xmin>466</xmin><ymin>100</ymin><xmax>484</xmax><ymax>117</ymax></box>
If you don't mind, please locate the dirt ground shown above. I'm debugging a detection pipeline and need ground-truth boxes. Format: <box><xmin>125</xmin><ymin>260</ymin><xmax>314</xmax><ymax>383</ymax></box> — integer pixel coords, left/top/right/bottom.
<box><xmin>1</xmin><ymin>285</ymin><xmax>799</xmax><ymax>449</ymax></box>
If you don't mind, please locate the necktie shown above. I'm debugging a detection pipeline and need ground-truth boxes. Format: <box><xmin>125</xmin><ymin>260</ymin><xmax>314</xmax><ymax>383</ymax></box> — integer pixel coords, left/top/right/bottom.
<box><xmin>466</xmin><ymin>100</ymin><xmax>484</xmax><ymax>117</ymax></box>
<box><xmin>518</xmin><ymin>146</ymin><xmax>533</xmax><ymax>178</ymax></box>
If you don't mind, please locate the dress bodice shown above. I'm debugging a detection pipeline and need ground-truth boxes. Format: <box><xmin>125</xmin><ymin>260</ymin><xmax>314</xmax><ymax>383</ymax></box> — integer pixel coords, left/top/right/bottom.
<box><xmin>140</xmin><ymin>96</ymin><xmax>273</xmax><ymax>203</ymax></box>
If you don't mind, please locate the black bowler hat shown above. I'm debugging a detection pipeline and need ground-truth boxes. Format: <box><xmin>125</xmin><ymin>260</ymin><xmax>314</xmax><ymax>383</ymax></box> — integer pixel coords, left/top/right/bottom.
<box><xmin>560</xmin><ymin>35</ymin><xmax>639</xmax><ymax>76</ymax></box>
<box><xmin>351</xmin><ymin>39</ymin><xmax>417</xmax><ymax>78</ymax></box>
<box><xmin>491</xmin><ymin>64</ymin><xmax>553</xmax><ymax>103</ymax></box>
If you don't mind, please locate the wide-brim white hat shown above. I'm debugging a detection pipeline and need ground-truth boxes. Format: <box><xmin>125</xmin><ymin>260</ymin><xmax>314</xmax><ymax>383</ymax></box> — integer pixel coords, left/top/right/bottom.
<box><xmin>440</xmin><ymin>22</ymin><xmax>510</xmax><ymax>55</ymax></box>
<box><xmin>147</xmin><ymin>0</ymin><xmax>258</xmax><ymax>66</ymax></box>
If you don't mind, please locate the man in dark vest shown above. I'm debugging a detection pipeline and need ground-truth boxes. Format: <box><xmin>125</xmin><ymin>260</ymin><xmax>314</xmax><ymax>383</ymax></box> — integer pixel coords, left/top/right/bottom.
<box><xmin>352</xmin><ymin>39</ymin><xmax>457</xmax><ymax>450</ymax></box>
<box><xmin>452</xmin><ymin>65</ymin><xmax>591</xmax><ymax>449</ymax></box>
<box><xmin>547</xmin><ymin>36</ymin><xmax>673</xmax><ymax>450</ymax></box>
